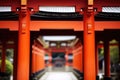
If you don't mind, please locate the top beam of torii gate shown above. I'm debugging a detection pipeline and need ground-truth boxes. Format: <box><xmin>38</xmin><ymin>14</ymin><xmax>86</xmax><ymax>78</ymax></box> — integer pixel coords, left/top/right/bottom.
<box><xmin>0</xmin><ymin>0</ymin><xmax>120</xmax><ymax>12</ymax></box>
<box><xmin>0</xmin><ymin>0</ymin><xmax>120</xmax><ymax>31</ymax></box>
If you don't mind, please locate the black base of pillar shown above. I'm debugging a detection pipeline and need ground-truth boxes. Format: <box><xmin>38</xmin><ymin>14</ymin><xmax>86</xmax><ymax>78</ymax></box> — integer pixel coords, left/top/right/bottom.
<box><xmin>96</xmin><ymin>75</ymin><xmax>99</xmax><ymax>80</ymax></box>
<box><xmin>104</xmin><ymin>76</ymin><xmax>111</xmax><ymax>80</ymax></box>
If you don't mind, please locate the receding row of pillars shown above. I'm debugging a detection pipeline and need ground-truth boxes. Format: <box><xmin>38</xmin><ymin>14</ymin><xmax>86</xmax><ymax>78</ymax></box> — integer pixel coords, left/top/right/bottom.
<box><xmin>31</xmin><ymin>40</ymin><xmax>45</xmax><ymax>75</ymax></box>
<box><xmin>0</xmin><ymin>38</ymin><xmax>120</xmax><ymax>80</ymax></box>
<box><xmin>72</xmin><ymin>39</ymin><xmax>120</xmax><ymax>80</ymax></box>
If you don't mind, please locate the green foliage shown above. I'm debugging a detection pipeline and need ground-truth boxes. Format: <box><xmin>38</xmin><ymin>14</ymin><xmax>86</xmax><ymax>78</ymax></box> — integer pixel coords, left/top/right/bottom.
<box><xmin>0</xmin><ymin>59</ymin><xmax>13</xmax><ymax>75</ymax></box>
<box><xmin>110</xmin><ymin>46</ymin><xmax>119</xmax><ymax>63</ymax></box>
<box><xmin>99</xmin><ymin>46</ymin><xmax>119</xmax><ymax>64</ymax></box>
<box><xmin>99</xmin><ymin>48</ymin><xmax>104</xmax><ymax>57</ymax></box>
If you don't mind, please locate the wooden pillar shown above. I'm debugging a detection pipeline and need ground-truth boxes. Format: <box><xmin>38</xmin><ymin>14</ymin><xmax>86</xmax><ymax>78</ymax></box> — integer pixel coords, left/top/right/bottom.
<box><xmin>73</xmin><ymin>50</ymin><xmax>77</xmax><ymax>69</ymax></box>
<box><xmin>1</xmin><ymin>41</ymin><xmax>6</xmax><ymax>73</ymax></box>
<box><xmin>32</xmin><ymin>45</ymin><xmax>36</xmax><ymax>74</ymax></box>
<box><xmin>48</xmin><ymin>53</ymin><xmax>52</xmax><ymax>66</ymax></box>
<box><xmin>17</xmin><ymin>6</ymin><xmax>30</xmax><ymax>80</ymax></box>
<box><xmin>38</xmin><ymin>54</ymin><xmax>41</xmax><ymax>72</ymax></box>
<box><xmin>65</xmin><ymin>50</ymin><xmax>69</xmax><ymax>71</ymax></box>
<box><xmin>95</xmin><ymin>41</ymin><xmax>99</xmax><ymax>80</ymax></box>
<box><xmin>65</xmin><ymin>51</ymin><xmax>68</xmax><ymax>66</ymax></box>
<box><xmin>104</xmin><ymin>39</ymin><xmax>111</xmax><ymax>80</ymax></box>
<box><xmin>13</xmin><ymin>39</ymin><xmax>18</xmax><ymax>80</ymax></box>
<box><xmin>83</xmin><ymin>8</ymin><xmax>96</xmax><ymax>80</ymax></box>
<box><xmin>48</xmin><ymin>51</ymin><xmax>52</xmax><ymax>71</ymax></box>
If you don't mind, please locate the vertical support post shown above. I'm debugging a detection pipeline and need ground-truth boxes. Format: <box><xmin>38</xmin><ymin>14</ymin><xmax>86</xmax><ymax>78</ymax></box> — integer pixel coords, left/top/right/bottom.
<box><xmin>48</xmin><ymin>53</ymin><xmax>52</xmax><ymax>66</ymax></box>
<box><xmin>83</xmin><ymin>8</ymin><xmax>96</xmax><ymax>80</ymax></box>
<box><xmin>17</xmin><ymin>6</ymin><xmax>30</xmax><ymax>80</ymax></box>
<box><xmin>81</xmin><ymin>42</ymin><xmax>84</xmax><ymax>73</ymax></box>
<box><xmin>65</xmin><ymin>51</ymin><xmax>68</xmax><ymax>66</ymax></box>
<box><xmin>104</xmin><ymin>39</ymin><xmax>111</xmax><ymax>80</ymax></box>
<box><xmin>13</xmin><ymin>38</ymin><xmax>18</xmax><ymax>80</ymax></box>
<box><xmin>48</xmin><ymin>52</ymin><xmax>52</xmax><ymax>71</ymax></box>
<box><xmin>95</xmin><ymin>41</ymin><xmax>99</xmax><ymax>80</ymax></box>
<box><xmin>79</xmin><ymin>46</ymin><xmax>83</xmax><ymax>72</ymax></box>
<box><xmin>32</xmin><ymin>45</ymin><xmax>36</xmax><ymax>74</ymax></box>
<box><xmin>1</xmin><ymin>41</ymin><xmax>6</xmax><ymax>73</ymax></box>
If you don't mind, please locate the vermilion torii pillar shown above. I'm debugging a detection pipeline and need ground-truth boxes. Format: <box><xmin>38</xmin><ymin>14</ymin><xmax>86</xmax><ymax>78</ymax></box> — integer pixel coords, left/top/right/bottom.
<box><xmin>104</xmin><ymin>39</ymin><xmax>111</xmax><ymax>80</ymax></box>
<box><xmin>17</xmin><ymin>6</ymin><xmax>30</xmax><ymax>80</ymax></box>
<box><xmin>83</xmin><ymin>7</ymin><xmax>96</xmax><ymax>80</ymax></box>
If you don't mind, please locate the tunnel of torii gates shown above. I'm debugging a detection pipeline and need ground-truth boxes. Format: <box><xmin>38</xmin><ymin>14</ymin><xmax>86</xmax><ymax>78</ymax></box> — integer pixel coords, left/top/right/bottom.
<box><xmin>0</xmin><ymin>0</ymin><xmax>120</xmax><ymax>80</ymax></box>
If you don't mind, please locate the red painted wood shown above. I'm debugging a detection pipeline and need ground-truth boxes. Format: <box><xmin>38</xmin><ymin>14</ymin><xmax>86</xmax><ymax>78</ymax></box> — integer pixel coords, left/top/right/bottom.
<box><xmin>98</xmin><ymin>43</ymin><xmax>119</xmax><ymax>48</ymax></box>
<box><xmin>17</xmin><ymin>8</ymin><xmax>30</xmax><ymax>80</ymax></box>
<box><xmin>32</xmin><ymin>41</ymin><xmax>45</xmax><ymax>73</ymax></box>
<box><xmin>32</xmin><ymin>48</ymin><xmax>36</xmax><ymax>73</ymax></box>
<box><xmin>104</xmin><ymin>40</ymin><xmax>111</xmax><ymax>77</ymax></box>
<box><xmin>72</xmin><ymin>45</ymin><xmax>83</xmax><ymax>72</ymax></box>
<box><xmin>83</xmin><ymin>8</ymin><xmax>96</xmax><ymax>80</ymax></box>
<box><xmin>0</xmin><ymin>21</ymin><xmax>120</xmax><ymax>31</ymax></box>
<box><xmin>65</xmin><ymin>51</ymin><xmax>68</xmax><ymax>66</ymax></box>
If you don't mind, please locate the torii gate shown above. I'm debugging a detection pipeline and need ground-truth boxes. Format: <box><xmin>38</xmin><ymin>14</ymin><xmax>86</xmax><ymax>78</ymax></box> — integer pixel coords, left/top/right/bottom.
<box><xmin>0</xmin><ymin>0</ymin><xmax>120</xmax><ymax>80</ymax></box>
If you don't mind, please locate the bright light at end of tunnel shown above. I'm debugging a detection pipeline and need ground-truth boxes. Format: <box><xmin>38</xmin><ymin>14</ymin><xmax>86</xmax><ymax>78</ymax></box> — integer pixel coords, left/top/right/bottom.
<box><xmin>43</xmin><ymin>36</ymin><xmax>76</xmax><ymax>41</ymax></box>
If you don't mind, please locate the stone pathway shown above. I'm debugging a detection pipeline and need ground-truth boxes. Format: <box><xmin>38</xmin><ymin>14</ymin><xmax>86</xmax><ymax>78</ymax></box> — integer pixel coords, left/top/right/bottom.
<box><xmin>39</xmin><ymin>72</ymin><xmax>78</xmax><ymax>80</ymax></box>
